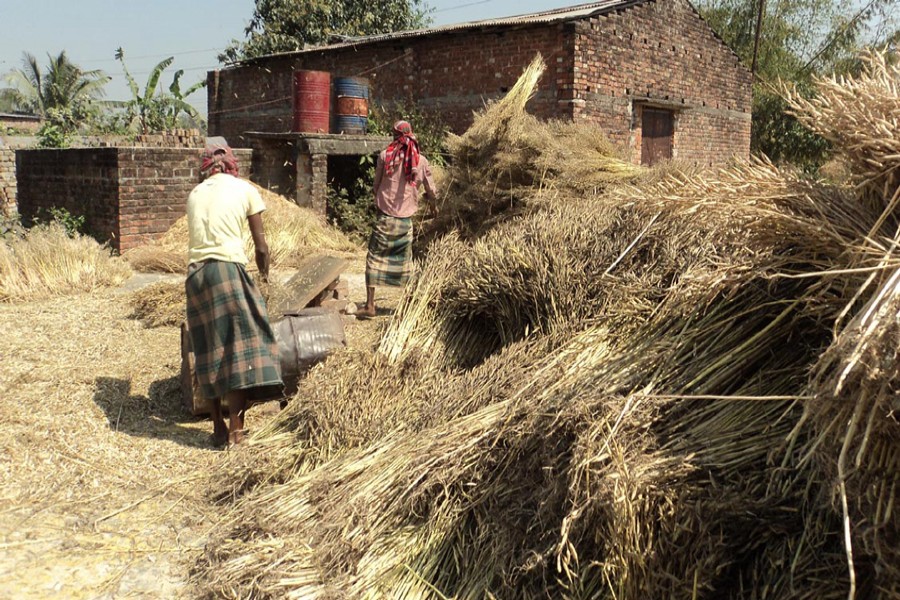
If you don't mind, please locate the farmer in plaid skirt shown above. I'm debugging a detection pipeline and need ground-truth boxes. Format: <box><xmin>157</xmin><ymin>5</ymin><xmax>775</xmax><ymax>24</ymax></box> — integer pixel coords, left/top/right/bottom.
<box><xmin>358</xmin><ymin>120</ymin><xmax>438</xmax><ymax>319</ymax></box>
<box><xmin>185</xmin><ymin>143</ymin><xmax>282</xmax><ymax>446</ymax></box>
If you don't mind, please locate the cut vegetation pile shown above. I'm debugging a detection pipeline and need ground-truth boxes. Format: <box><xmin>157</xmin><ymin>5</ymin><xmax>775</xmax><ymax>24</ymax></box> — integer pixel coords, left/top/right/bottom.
<box><xmin>124</xmin><ymin>183</ymin><xmax>359</xmax><ymax>274</ymax></box>
<box><xmin>423</xmin><ymin>55</ymin><xmax>641</xmax><ymax>240</ymax></box>
<box><xmin>195</xmin><ymin>51</ymin><xmax>900</xmax><ymax>598</ymax></box>
<box><xmin>0</xmin><ymin>222</ymin><xmax>132</xmax><ymax>302</ymax></box>
<box><xmin>129</xmin><ymin>280</ymin><xmax>186</xmax><ymax>327</ymax></box>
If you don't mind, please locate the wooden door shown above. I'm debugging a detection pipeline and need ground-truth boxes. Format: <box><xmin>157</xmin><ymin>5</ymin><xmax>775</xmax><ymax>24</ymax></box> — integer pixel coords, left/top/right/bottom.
<box><xmin>641</xmin><ymin>108</ymin><xmax>674</xmax><ymax>166</ymax></box>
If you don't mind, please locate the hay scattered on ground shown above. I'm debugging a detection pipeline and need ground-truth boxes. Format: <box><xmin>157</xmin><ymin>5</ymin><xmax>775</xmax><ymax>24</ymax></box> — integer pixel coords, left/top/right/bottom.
<box><xmin>124</xmin><ymin>183</ymin><xmax>359</xmax><ymax>274</ymax></box>
<box><xmin>0</xmin><ymin>222</ymin><xmax>132</xmax><ymax>302</ymax></box>
<box><xmin>0</xmin><ymin>289</ymin><xmax>222</xmax><ymax>597</ymax></box>
<box><xmin>129</xmin><ymin>280</ymin><xmax>185</xmax><ymax>327</ymax></box>
<box><xmin>193</xmin><ymin>51</ymin><xmax>900</xmax><ymax>599</ymax></box>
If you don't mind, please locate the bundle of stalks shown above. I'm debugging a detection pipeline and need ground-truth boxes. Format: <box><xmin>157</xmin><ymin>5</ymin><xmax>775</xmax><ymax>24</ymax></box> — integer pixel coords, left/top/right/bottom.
<box><xmin>129</xmin><ymin>280</ymin><xmax>185</xmax><ymax>327</ymax></box>
<box><xmin>427</xmin><ymin>54</ymin><xmax>639</xmax><ymax>240</ymax></box>
<box><xmin>195</xmin><ymin>48</ymin><xmax>900</xmax><ymax>600</ymax></box>
<box><xmin>0</xmin><ymin>222</ymin><xmax>132</xmax><ymax>302</ymax></box>
<box><xmin>785</xmin><ymin>49</ymin><xmax>900</xmax><ymax>210</ymax></box>
<box><xmin>196</xmin><ymin>160</ymin><xmax>879</xmax><ymax>598</ymax></box>
<box><xmin>783</xmin><ymin>49</ymin><xmax>900</xmax><ymax>597</ymax></box>
<box><xmin>120</xmin><ymin>245</ymin><xmax>185</xmax><ymax>274</ymax></box>
<box><xmin>124</xmin><ymin>183</ymin><xmax>358</xmax><ymax>274</ymax></box>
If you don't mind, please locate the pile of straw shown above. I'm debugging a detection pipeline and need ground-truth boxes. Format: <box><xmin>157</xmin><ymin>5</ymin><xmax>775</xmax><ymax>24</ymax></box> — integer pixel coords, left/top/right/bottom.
<box><xmin>124</xmin><ymin>183</ymin><xmax>358</xmax><ymax>274</ymax></box>
<box><xmin>129</xmin><ymin>280</ymin><xmax>185</xmax><ymax>327</ymax></box>
<box><xmin>424</xmin><ymin>54</ymin><xmax>640</xmax><ymax>240</ymax></box>
<box><xmin>194</xmin><ymin>51</ymin><xmax>900</xmax><ymax>598</ymax></box>
<box><xmin>0</xmin><ymin>222</ymin><xmax>132</xmax><ymax>302</ymax></box>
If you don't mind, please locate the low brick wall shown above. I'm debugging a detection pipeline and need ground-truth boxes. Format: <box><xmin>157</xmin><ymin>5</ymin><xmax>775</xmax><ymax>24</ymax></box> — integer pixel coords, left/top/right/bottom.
<box><xmin>1</xmin><ymin>146</ymin><xmax>15</xmax><ymax>213</ymax></box>
<box><xmin>16</xmin><ymin>146</ymin><xmax>252</xmax><ymax>252</ymax></box>
<box><xmin>2</xmin><ymin>131</ymin><xmax>206</xmax><ymax>215</ymax></box>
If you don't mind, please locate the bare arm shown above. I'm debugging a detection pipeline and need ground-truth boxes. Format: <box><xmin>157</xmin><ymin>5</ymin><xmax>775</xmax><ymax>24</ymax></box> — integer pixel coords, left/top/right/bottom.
<box><xmin>422</xmin><ymin>159</ymin><xmax>438</xmax><ymax>202</ymax></box>
<box><xmin>248</xmin><ymin>212</ymin><xmax>270</xmax><ymax>282</ymax></box>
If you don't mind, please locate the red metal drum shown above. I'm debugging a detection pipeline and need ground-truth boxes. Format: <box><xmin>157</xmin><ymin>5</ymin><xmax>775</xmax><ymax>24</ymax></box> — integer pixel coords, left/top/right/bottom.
<box><xmin>292</xmin><ymin>70</ymin><xmax>331</xmax><ymax>133</ymax></box>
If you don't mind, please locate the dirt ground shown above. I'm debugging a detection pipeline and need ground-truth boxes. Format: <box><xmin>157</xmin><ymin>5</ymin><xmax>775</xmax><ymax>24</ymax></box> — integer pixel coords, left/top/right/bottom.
<box><xmin>0</xmin><ymin>254</ymin><xmax>402</xmax><ymax>599</ymax></box>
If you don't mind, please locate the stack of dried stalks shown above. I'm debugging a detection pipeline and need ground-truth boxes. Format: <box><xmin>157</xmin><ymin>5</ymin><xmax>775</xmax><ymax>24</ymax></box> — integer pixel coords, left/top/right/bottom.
<box><xmin>785</xmin><ymin>49</ymin><xmax>900</xmax><ymax>598</ymax></box>
<box><xmin>424</xmin><ymin>54</ymin><xmax>640</xmax><ymax>240</ymax></box>
<box><xmin>194</xmin><ymin>51</ymin><xmax>900</xmax><ymax>598</ymax></box>
<box><xmin>0</xmin><ymin>222</ymin><xmax>132</xmax><ymax>302</ymax></box>
<box><xmin>129</xmin><ymin>280</ymin><xmax>185</xmax><ymax>327</ymax></box>
<box><xmin>786</xmin><ymin>49</ymin><xmax>900</xmax><ymax>212</ymax></box>
<box><xmin>123</xmin><ymin>183</ymin><xmax>358</xmax><ymax>274</ymax></box>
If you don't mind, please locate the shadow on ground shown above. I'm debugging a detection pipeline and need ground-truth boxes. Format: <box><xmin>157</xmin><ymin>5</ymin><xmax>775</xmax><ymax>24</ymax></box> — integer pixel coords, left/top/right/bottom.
<box><xmin>92</xmin><ymin>376</ymin><xmax>215</xmax><ymax>448</ymax></box>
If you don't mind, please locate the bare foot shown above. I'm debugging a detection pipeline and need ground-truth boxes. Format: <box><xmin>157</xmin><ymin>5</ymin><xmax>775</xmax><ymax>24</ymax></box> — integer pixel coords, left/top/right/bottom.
<box><xmin>356</xmin><ymin>306</ymin><xmax>377</xmax><ymax>319</ymax></box>
<box><xmin>228</xmin><ymin>429</ymin><xmax>247</xmax><ymax>446</ymax></box>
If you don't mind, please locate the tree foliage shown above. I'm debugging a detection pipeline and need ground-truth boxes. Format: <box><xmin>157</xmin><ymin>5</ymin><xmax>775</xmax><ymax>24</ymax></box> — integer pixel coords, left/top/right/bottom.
<box><xmin>115</xmin><ymin>48</ymin><xmax>206</xmax><ymax>134</ymax></box>
<box><xmin>696</xmin><ymin>0</ymin><xmax>899</xmax><ymax>169</ymax></box>
<box><xmin>222</xmin><ymin>0</ymin><xmax>431</xmax><ymax>62</ymax></box>
<box><xmin>1</xmin><ymin>51</ymin><xmax>109</xmax><ymax>126</ymax></box>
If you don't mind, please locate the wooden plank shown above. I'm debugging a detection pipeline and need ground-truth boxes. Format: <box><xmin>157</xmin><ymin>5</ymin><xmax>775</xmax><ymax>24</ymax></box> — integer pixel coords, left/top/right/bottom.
<box><xmin>267</xmin><ymin>255</ymin><xmax>348</xmax><ymax>317</ymax></box>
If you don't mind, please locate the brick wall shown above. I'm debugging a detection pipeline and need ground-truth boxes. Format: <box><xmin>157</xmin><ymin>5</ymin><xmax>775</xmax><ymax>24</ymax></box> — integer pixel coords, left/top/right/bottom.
<box><xmin>209</xmin><ymin>0</ymin><xmax>751</xmax><ymax>165</ymax></box>
<box><xmin>572</xmin><ymin>0</ymin><xmax>752</xmax><ymax>164</ymax></box>
<box><xmin>1</xmin><ymin>131</ymin><xmax>206</xmax><ymax>215</ymax></box>
<box><xmin>0</xmin><ymin>147</ymin><xmax>15</xmax><ymax>213</ymax></box>
<box><xmin>116</xmin><ymin>148</ymin><xmax>202</xmax><ymax>251</ymax></box>
<box><xmin>16</xmin><ymin>147</ymin><xmax>252</xmax><ymax>252</ymax></box>
<box><xmin>209</xmin><ymin>24</ymin><xmax>572</xmax><ymax>147</ymax></box>
<box><xmin>17</xmin><ymin>148</ymin><xmax>121</xmax><ymax>242</ymax></box>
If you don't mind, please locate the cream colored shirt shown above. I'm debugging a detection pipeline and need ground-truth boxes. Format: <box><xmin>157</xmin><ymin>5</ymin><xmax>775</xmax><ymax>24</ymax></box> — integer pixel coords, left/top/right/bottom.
<box><xmin>186</xmin><ymin>173</ymin><xmax>265</xmax><ymax>265</ymax></box>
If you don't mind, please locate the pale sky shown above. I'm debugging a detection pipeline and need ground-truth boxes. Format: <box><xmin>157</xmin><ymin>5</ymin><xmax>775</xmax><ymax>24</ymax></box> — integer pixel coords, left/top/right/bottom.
<box><xmin>0</xmin><ymin>0</ymin><xmax>583</xmax><ymax>117</ymax></box>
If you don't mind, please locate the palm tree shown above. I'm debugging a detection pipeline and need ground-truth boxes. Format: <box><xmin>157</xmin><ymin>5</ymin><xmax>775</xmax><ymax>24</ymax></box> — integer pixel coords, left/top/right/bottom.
<box><xmin>2</xmin><ymin>51</ymin><xmax>109</xmax><ymax>119</ymax></box>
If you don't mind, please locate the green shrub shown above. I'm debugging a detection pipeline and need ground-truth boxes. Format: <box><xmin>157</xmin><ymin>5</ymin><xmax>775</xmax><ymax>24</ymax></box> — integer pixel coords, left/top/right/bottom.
<box><xmin>41</xmin><ymin>206</ymin><xmax>85</xmax><ymax>237</ymax></box>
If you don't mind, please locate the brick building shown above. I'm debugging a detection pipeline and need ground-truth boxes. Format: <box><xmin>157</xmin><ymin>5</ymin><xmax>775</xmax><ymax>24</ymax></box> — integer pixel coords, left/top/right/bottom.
<box><xmin>208</xmin><ymin>0</ymin><xmax>752</xmax><ymax>167</ymax></box>
<box><xmin>0</xmin><ymin>113</ymin><xmax>42</xmax><ymax>135</ymax></box>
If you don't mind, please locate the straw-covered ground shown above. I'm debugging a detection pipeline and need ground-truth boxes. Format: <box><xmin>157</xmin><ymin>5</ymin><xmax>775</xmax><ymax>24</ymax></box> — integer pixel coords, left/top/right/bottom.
<box><xmin>0</xmin><ymin>228</ymin><xmax>389</xmax><ymax>596</ymax></box>
<box><xmin>0</xmin><ymin>153</ymin><xmax>368</xmax><ymax>598</ymax></box>
<box><xmin>191</xmin><ymin>51</ymin><xmax>900</xmax><ymax>599</ymax></box>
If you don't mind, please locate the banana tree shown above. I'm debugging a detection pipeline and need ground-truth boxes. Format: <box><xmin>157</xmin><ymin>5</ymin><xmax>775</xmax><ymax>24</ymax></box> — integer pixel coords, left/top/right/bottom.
<box><xmin>115</xmin><ymin>48</ymin><xmax>205</xmax><ymax>133</ymax></box>
<box><xmin>167</xmin><ymin>68</ymin><xmax>206</xmax><ymax>127</ymax></box>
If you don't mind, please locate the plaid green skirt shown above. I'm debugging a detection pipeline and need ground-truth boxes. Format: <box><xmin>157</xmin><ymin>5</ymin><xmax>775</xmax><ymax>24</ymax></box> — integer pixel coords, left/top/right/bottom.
<box><xmin>185</xmin><ymin>260</ymin><xmax>282</xmax><ymax>401</ymax></box>
<box><xmin>366</xmin><ymin>212</ymin><xmax>414</xmax><ymax>287</ymax></box>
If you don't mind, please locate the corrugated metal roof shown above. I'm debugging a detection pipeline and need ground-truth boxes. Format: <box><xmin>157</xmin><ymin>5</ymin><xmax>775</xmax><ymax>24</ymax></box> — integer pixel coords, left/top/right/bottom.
<box><xmin>0</xmin><ymin>112</ymin><xmax>41</xmax><ymax>121</ymax></box>
<box><xmin>237</xmin><ymin>0</ymin><xmax>648</xmax><ymax>63</ymax></box>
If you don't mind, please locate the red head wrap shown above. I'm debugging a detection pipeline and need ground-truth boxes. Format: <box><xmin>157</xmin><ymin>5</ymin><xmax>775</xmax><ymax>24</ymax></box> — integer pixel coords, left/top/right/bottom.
<box><xmin>200</xmin><ymin>144</ymin><xmax>239</xmax><ymax>178</ymax></box>
<box><xmin>384</xmin><ymin>120</ymin><xmax>420</xmax><ymax>186</ymax></box>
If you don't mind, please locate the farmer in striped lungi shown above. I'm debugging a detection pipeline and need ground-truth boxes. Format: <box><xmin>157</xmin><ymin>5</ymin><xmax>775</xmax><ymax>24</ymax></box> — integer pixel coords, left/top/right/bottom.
<box><xmin>358</xmin><ymin>120</ymin><xmax>438</xmax><ymax>319</ymax></box>
<box><xmin>185</xmin><ymin>143</ymin><xmax>282</xmax><ymax>447</ymax></box>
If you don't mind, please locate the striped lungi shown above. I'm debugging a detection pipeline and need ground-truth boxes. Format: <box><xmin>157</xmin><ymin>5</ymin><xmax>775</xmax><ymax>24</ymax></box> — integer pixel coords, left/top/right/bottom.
<box><xmin>185</xmin><ymin>260</ymin><xmax>283</xmax><ymax>401</ymax></box>
<box><xmin>366</xmin><ymin>212</ymin><xmax>414</xmax><ymax>287</ymax></box>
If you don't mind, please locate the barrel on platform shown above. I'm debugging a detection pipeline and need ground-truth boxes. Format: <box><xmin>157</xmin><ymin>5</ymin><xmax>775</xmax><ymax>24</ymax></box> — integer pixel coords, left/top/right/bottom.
<box><xmin>292</xmin><ymin>70</ymin><xmax>331</xmax><ymax>133</ymax></box>
<box><xmin>333</xmin><ymin>76</ymin><xmax>369</xmax><ymax>135</ymax></box>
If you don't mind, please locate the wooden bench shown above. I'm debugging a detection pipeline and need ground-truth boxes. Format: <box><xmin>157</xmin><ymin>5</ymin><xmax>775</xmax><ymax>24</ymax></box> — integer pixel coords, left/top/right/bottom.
<box><xmin>267</xmin><ymin>255</ymin><xmax>350</xmax><ymax>316</ymax></box>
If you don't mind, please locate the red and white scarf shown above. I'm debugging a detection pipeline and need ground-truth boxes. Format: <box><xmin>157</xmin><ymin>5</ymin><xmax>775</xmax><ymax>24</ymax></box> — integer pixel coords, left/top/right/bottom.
<box><xmin>384</xmin><ymin>120</ymin><xmax>420</xmax><ymax>187</ymax></box>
